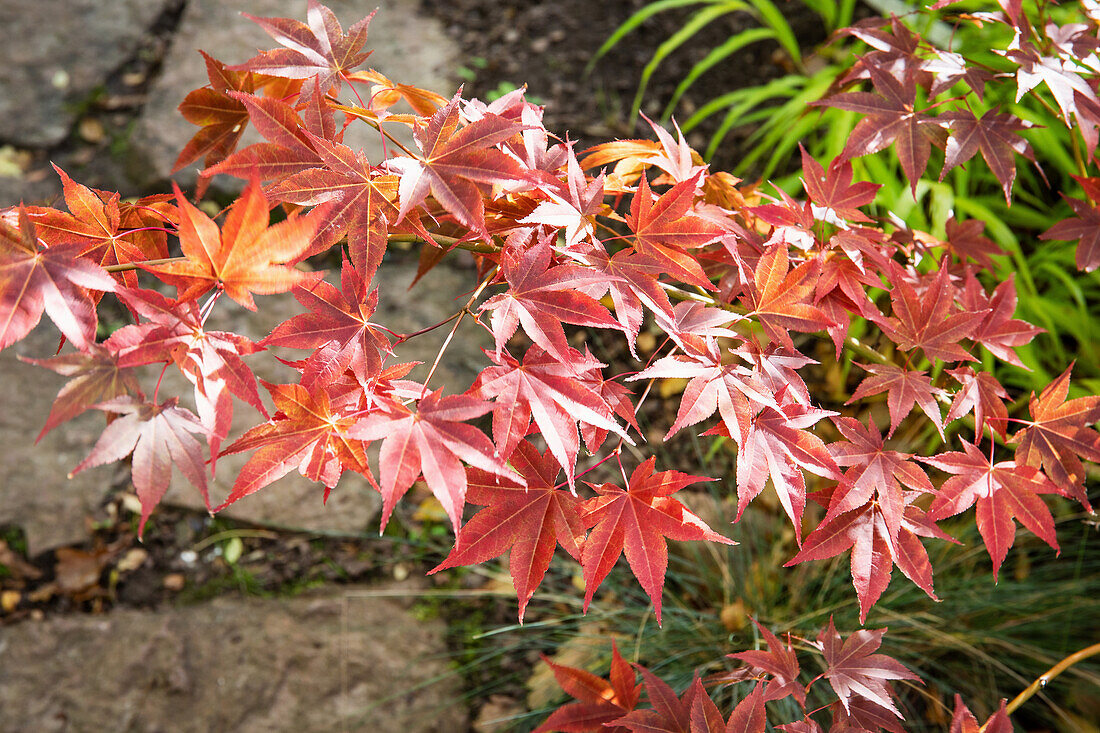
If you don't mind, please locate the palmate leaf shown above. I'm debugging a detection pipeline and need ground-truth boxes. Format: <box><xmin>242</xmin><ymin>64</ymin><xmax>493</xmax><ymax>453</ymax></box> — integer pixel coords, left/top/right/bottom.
<box><xmin>143</xmin><ymin>178</ymin><xmax>321</xmax><ymax>310</ymax></box>
<box><xmin>789</xmin><ymin>494</ymin><xmax>951</xmax><ymax>622</ymax></box>
<box><xmin>1010</xmin><ymin>364</ymin><xmax>1100</xmax><ymax>507</ymax></box>
<box><xmin>532</xmin><ymin>640</ymin><xmax>640</xmax><ymax>733</ymax></box>
<box><xmin>1040</xmin><ymin>176</ymin><xmax>1100</xmax><ymax>272</ymax></box>
<box><xmin>626</xmin><ymin>173</ymin><xmax>722</xmax><ymax>290</ymax></box>
<box><xmin>480</xmin><ymin>231</ymin><xmax>621</xmax><ymax>365</ymax></box>
<box><xmin>819</xmin><ymin>61</ymin><xmax>946</xmax><ymax>192</ymax></box>
<box><xmin>921</xmin><ymin>441</ymin><xmax>1068</xmax><ymax>579</ymax></box>
<box><xmin>940</xmin><ymin>108</ymin><xmax>1034</xmax><ymax>203</ymax></box>
<box><xmin>220</xmin><ymin>380</ymin><xmax>369</xmax><ymax>507</ymax></box>
<box><xmin>349</xmin><ymin>389</ymin><xmax>523</xmax><ymax>532</ymax></box>
<box><xmin>580</xmin><ymin>457</ymin><xmax>734</xmax><ymax>625</ymax></box>
<box><xmin>262</xmin><ymin>254</ymin><xmax>392</xmax><ymax>384</ymax></box>
<box><xmin>817</xmin><ymin>618</ymin><xmax>920</xmax><ymax>718</ymax></box>
<box><xmin>430</xmin><ymin>441</ymin><xmax>585</xmax><ymax>621</ymax></box>
<box><xmin>27</xmin><ymin>167</ymin><xmax>171</xmax><ymax>291</ymax></box>
<box><xmin>390</xmin><ymin>92</ymin><xmax>528</xmax><ymax>241</ymax></box>
<box><xmin>22</xmin><ymin>340</ymin><xmax>141</xmax><ymax>441</ymax></box>
<box><xmin>473</xmin><ymin>346</ymin><xmax>633</xmax><ymax>489</ymax></box>
<box><xmin>232</xmin><ymin>0</ymin><xmax>374</xmax><ymax>97</ymax></box>
<box><xmin>0</xmin><ymin>208</ymin><xmax>116</xmax><ymax>351</ymax></box>
<box><xmin>70</xmin><ymin>396</ymin><xmax>209</xmax><ymax>534</ymax></box>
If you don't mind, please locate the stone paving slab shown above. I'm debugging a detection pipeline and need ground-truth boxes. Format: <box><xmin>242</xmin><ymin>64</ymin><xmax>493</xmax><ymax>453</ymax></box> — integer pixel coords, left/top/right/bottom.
<box><xmin>0</xmin><ymin>326</ymin><xmax>121</xmax><ymax>557</ymax></box>
<box><xmin>0</xmin><ymin>0</ymin><xmax>173</xmax><ymax>148</ymax></box>
<box><xmin>129</xmin><ymin>0</ymin><xmax>459</xmax><ymax>190</ymax></box>
<box><xmin>0</xmin><ymin>584</ymin><xmax>469</xmax><ymax>732</ymax></box>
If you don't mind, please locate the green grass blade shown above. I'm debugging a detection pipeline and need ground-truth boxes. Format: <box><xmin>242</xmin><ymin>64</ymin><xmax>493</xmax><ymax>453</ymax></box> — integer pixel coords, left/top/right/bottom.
<box><xmin>799</xmin><ymin>0</ymin><xmax>835</xmax><ymax>28</ymax></box>
<box><xmin>661</xmin><ymin>27</ymin><xmax>777</xmax><ymax>121</ymax></box>
<box><xmin>837</xmin><ymin>0</ymin><xmax>857</xmax><ymax>28</ymax></box>
<box><xmin>682</xmin><ymin>75</ymin><xmax>804</xmax><ymax>132</ymax></box>
<box><xmin>586</xmin><ymin>0</ymin><xmax>711</xmax><ymax>72</ymax></box>
<box><xmin>746</xmin><ymin>0</ymin><xmax>804</xmax><ymax>69</ymax></box>
<box><xmin>630</xmin><ymin>2</ymin><xmax>751</xmax><ymax>122</ymax></box>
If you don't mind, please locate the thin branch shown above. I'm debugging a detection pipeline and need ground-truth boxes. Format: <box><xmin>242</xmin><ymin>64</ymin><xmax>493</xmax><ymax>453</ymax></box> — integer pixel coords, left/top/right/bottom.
<box><xmin>983</xmin><ymin>641</ymin><xmax>1100</xmax><ymax>729</ymax></box>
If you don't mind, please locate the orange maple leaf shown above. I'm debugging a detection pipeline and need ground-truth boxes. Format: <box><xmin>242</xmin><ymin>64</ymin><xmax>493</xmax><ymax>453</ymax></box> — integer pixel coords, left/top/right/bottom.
<box><xmin>145</xmin><ymin>178</ymin><xmax>321</xmax><ymax>309</ymax></box>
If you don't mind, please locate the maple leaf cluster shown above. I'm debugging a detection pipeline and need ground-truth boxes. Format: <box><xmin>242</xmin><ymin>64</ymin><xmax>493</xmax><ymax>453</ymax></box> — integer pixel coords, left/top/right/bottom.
<box><xmin>1</xmin><ymin>7</ymin><xmax>1097</xmax><ymax>729</ymax></box>
<box><xmin>819</xmin><ymin>6</ymin><xmax>1100</xmax><ymax>271</ymax></box>
<box><xmin>535</xmin><ymin>619</ymin><xmax>945</xmax><ymax>732</ymax></box>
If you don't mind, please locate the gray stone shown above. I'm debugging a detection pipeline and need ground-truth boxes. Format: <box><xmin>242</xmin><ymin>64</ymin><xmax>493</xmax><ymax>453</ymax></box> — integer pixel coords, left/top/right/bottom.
<box><xmin>129</xmin><ymin>0</ymin><xmax>459</xmax><ymax>190</ymax></box>
<box><xmin>0</xmin><ymin>585</ymin><xmax>469</xmax><ymax>732</ymax></box>
<box><xmin>0</xmin><ymin>325</ymin><xmax>120</xmax><ymax>556</ymax></box>
<box><xmin>0</xmin><ymin>0</ymin><xmax>172</xmax><ymax>147</ymax></box>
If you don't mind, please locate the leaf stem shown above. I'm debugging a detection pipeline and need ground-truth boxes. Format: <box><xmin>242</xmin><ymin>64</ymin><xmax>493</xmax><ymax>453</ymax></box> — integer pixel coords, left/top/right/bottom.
<box><xmin>105</xmin><ymin>256</ymin><xmax>183</xmax><ymax>273</ymax></box>
<box><xmin>419</xmin><ymin>266</ymin><xmax>498</xmax><ymax>394</ymax></box>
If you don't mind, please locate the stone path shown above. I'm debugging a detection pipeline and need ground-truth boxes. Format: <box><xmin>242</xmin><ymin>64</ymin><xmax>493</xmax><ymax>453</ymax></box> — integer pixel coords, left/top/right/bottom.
<box><xmin>0</xmin><ymin>583</ymin><xmax>468</xmax><ymax>732</ymax></box>
<box><xmin>0</xmin><ymin>2</ymin><xmax>477</xmax><ymax>729</ymax></box>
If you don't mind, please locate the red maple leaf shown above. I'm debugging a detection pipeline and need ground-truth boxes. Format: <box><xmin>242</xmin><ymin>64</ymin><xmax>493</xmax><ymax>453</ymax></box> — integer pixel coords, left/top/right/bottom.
<box><xmin>1009</xmin><ymin>364</ymin><xmax>1100</xmax><ymax>507</ymax></box>
<box><xmin>799</xmin><ymin>146</ymin><xmax>880</xmax><ymax>223</ymax></box>
<box><xmin>580</xmin><ymin>458</ymin><xmax>734</xmax><ymax>625</ymax></box>
<box><xmin>262</xmin><ymin>255</ymin><xmax>392</xmax><ymax>385</ymax></box>
<box><xmin>626</xmin><ymin>173</ymin><xmax>722</xmax><ymax>289</ymax></box>
<box><xmin>789</xmin><ymin>495</ymin><xmax>951</xmax><ymax>622</ymax></box>
<box><xmin>723</xmin><ymin>403</ymin><xmax>840</xmax><ymax>544</ymax></box>
<box><xmin>232</xmin><ymin>1</ymin><xmax>374</xmax><ymax>97</ymax></box>
<box><xmin>268</xmin><ymin>133</ymin><xmax>422</xmax><ymax>277</ymax></box>
<box><xmin>390</xmin><ymin>92</ymin><xmax>528</xmax><ymax>240</ymax></box>
<box><xmin>816</xmin><ymin>618</ymin><xmax>920</xmax><ymax>718</ymax></box>
<box><xmin>741</xmin><ymin>243</ymin><xmax>834</xmax><ymax>351</ymax></box>
<box><xmin>726</xmin><ymin>619</ymin><xmax>806</xmax><ymax>705</ymax></box>
<box><xmin>825</xmin><ymin>416</ymin><xmax>934</xmax><ymax>542</ymax></box>
<box><xmin>112</xmin><ymin>287</ymin><xmax>267</xmax><ymax>461</ymax></box>
<box><xmin>533</xmin><ymin>640</ymin><xmax>641</xmax><ymax>733</ymax></box>
<box><xmin>610</xmin><ymin>665</ymin><xmax>690</xmax><ymax>733</ymax></box>
<box><xmin>473</xmin><ymin>346</ymin><xmax>632</xmax><ymax>488</ymax></box>
<box><xmin>945</xmin><ymin>366</ymin><xmax>1010</xmax><ymax>439</ymax></box>
<box><xmin>921</xmin><ymin>441</ymin><xmax>1067</xmax><ymax>578</ymax></box>
<box><xmin>219</xmin><ymin>380</ymin><xmax>369</xmax><ymax>508</ymax></box>
<box><xmin>576</xmin><ymin>247</ymin><xmax>672</xmax><ymax>357</ymax></box>
<box><xmin>173</xmin><ymin>51</ymin><xmax>301</xmax><ymax>185</ymax></box>
<box><xmin>430</xmin><ymin>441</ymin><xmax>585</xmax><ymax>621</ymax></box>
<box><xmin>27</xmin><ymin>167</ymin><xmax>171</xmax><ymax>291</ymax></box>
<box><xmin>942</xmin><ymin>217</ymin><xmax>1004</xmax><ymax>271</ymax></box>
<box><xmin>820</xmin><ymin>61</ymin><xmax>946</xmax><ymax>191</ymax></box>
<box><xmin>349</xmin><ymin>389</ymin><xmax>521</xmax><ymax>532</ymax></box>
<box><xmin>22</xmin><ymin>341</ymin><xmax>141</xmax><ymax>440</ymax></box>
<box><xmin>0</xmin><ymin>207</ymin><xmax>116</xmax><ymax>351</ymax></box>
<box><xmin>940</xmin><ymin>108</ymin><xmax>1034</xmax><ymax>202</ymax></box>
<box><xmin>725</xmin><ymin>686</ymin><xmax>767</xmax><ymax>733</ymax></box>
<box><xmin>143</xmin><ymin>178</ymin><xmax>321</xmax><ymax>310</ymax></box>
<box><xmin>848</xmin><ymin>362</ymin><xmax>946</xmax><ymax>438</ymax></box>
<box><xmin>1039</xmin><ymin>176</ymin><xmax>1100</xmax><ymax>272</ymax></box>
<box><xmin>203</xmin><ymin>92</ymin><xmax>324</xmax><ymax>183</ymax></box>
<box><xmin>960</xmin><ymin>272</ymin><xmax>1041</xmax><ymax>368</ymax></box>
<box><xmin>70</xmin><ymin>396</ymin><xmax>209</xmax><ymax>534</ymax></box>
<box><xmin>881</xmin><ymin>263</ymin><xmax>985</xmax><ymax>363</ymax></box>
<box><xmin>480</xmin><ymin>232</ymin><xmax>621</xmax><ymax>365</ymax></box>
<box><xmin>632</xmin><ymin>339</ymin><xmax>774</xmax><ymax>445</ymax></box>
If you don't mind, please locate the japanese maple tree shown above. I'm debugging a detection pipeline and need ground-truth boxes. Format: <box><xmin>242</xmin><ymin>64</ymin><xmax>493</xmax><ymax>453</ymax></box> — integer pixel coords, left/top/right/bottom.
<box><xmin>2</xmin><ymin>1</ymin><xmax>1098</xmax><ymax>730</ymax></box>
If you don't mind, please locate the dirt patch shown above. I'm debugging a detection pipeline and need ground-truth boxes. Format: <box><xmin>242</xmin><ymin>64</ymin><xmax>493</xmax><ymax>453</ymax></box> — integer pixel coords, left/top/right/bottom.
<box><xmin>419</xmin><ymin>0</ymin><xmax>827</xmax><ymax>173</ymax></box>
